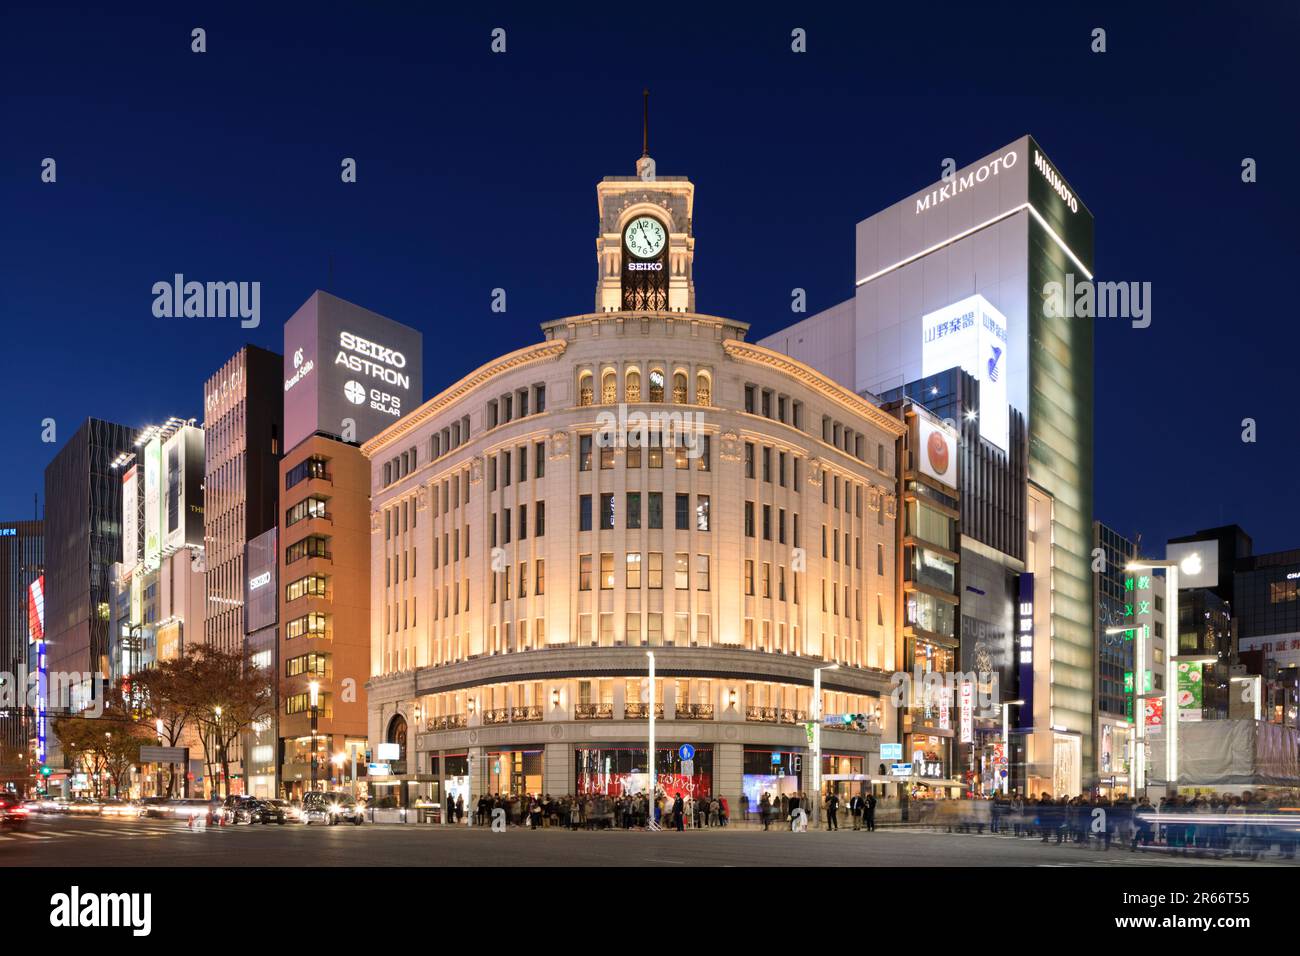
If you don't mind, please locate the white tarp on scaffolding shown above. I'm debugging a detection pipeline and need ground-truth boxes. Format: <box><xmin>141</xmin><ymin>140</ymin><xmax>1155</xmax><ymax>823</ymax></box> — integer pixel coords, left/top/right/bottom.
<box><xmin>1149</xmin><ymin>719</ymin><xmax>1300</xmax><ymax>786</ymax></box>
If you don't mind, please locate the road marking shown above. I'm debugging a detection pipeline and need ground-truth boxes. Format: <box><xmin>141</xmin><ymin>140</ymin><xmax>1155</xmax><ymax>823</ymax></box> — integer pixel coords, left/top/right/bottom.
<box><xmin>10</xmin><ymin>831</ymin><xmax>50</xmax><ymax>840</ymax></box>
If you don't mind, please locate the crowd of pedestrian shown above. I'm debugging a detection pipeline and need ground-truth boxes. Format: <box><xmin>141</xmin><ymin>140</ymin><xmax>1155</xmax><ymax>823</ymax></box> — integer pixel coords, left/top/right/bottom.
<box><xmin>459</xmin><ymin>792</ymin><xmax>732</xmax><ymax>829</ymax></box>
<box><xmin>979</xmin><ymin>790</ymin><xmax>1300</xmax><ymax>858</ymax></box>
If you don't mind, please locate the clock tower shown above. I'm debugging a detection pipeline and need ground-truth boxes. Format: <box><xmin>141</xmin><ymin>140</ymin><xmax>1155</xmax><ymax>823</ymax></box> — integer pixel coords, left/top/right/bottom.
<box><xmin>595</xmin><ymin>91</ymin><xmax>695</xmax><ymax>313</ymax></box>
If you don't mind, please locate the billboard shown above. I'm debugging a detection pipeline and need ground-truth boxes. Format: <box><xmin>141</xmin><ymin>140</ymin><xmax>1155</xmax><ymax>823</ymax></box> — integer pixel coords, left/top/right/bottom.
<box><xmin>142</xmin><ymin>436</ymin><xmax>162</xmax><ymax>569</ymax></box>
<box><xmin>1177</xmin><ymin>661</ymin><xmax>1204</xmax><ymax>722</ymax></box>
<box><xmin>283</xmin><ymin>291</ymin><xmax>423</xmax><ymax>451</ymax></box>
<box><xmin>922</xmin><ymin>293</ymin><xmax>1010</xmax><ymax>451</ymax></box>
<box><xmin>156</xmin><ymin>621</ymin><xmax>181</xmax><ymax>662</ymax></box>
<box><xmin>244</xmin><ymin>527</ymin><xmax>278</xmax><ymax>634</ymax></box>
<box><xmin>121</xmin><ymin>465</ymin><xmax>139</xmax><ymax>569</ymax></box>
<box><xmin>27</xmin><ymin>576</ymin><xmax>44</xmax><ymax>643</ymax></box>
<box><xmin>916</xmin><ymin>415</ymin><xmax>957</xmax><ymax>488</ymax></box>
<box><xmin>163</xmin><ymin>425</ymin><xmax>204</xmax><ymax>551</ymax></box>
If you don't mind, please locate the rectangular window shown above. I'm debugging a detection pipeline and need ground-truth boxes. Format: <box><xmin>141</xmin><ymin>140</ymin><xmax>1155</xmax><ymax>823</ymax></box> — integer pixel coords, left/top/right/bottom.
<box><xmin>579</xmin><ymin>434</ymin><xmax>592</xmax><ymax>471</ymax></box>
<box><xmin>626</xmin><ymin>552</ymin><xmax>642</xmax><ymax>588</ymax></box>
<box><xmin>535</xmin><ymin>559</ymin><xmax>545</xmax><ymax>595</ymax></box>
<box><xmin>536</xmin><ymin>501</ymin><xmax>546</xmax><ymax>537</ymax></box>
<box><xmin>745</xmin><ymin>442</ymin><xmax>754</xmax><ymax>478</ymax></box>
<box><xmin>600</xmin><ymin>493</ymin><xmax>615</xmax><ymax>530</ymax></box>
<box><xmin>285</xmin><ymin>574</ymin><xmax>327</xmax><ymax>602</ymax></box>
<box><xmin>648</xmin><ymin>492</ymin><xmax>663</xmax><ymax>530</ymax></box>
<box><xmin>286</xmin><ymin>497</ymin><xmax>328</xmax><ymax>527</ymax></box>
<box><xmin>745</xmin><ymin>501</ymin><xmax>754</xmax><ymax>537</ymax></box>
<box><xmin>626</xmin><ymin>492</ymin><xmax>641</xmax><ymax>529</ymax></box>
<box><xmin>675</xmin><ymin>552</ymin><xmax>689</xmax><ymax>590</ymax></box>
<box><xmin>579</xmin><ymin>554</ymin><xmax>592</xmax><ymax>591</ymax></box>
<box><xmin>762</xmin><ymin>504</ymin><xmax>771</xmax><ymax>541</ymax></box>
<box><xmin>762</xmin><ymin>447</ymin><xmax>771</xmax><ymax>482</ymax></box>
<box><xmin>285</xmin><ymin>456</ymin><xmax>330</xmax><ymax>490</ymax></box>
<box><xmin>648</xmin><ymin>552</ymin><xmax>663</xmax><ymax>589</ymax></box>
<box><xmin>696</xmin><ymin>554</ymin><xmax>710</xmax><ymax>591</ymax></box>
<box><xmin>579</xmin><ymin>494</ymin><xmax>592</xmax><ymax>532</ymax></box>
<box><xmin>675</xmin><ymin>493</ymin><xmax>689</xmax><ymax>531</ymax></box>
<box><xmin>536</xmin><ymin>441</ymin><xmax>546</xmax><ymax>478</ymax></box>
<box><xmin>695</xmin><ymin>495</ymin><xmax>710</xmax><ymax>532</ymax></box>
<box><xmin>600</xmin><ymin>552</ymin><xmax>614</xmax><ymax>589</ymax></box>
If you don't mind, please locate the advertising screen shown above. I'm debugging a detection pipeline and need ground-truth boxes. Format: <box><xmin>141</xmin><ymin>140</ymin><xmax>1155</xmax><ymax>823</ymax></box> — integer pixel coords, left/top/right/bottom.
<box><xmin>916</xmin><ymin>415</ymin><xmax>957</xmax><ymax>488</ymax></box>
<box><xmin>122</xmin><ymin>465</ymin><xmax>139</xmax><ymax>569</ymax></box>
<box><xmin>142</xmin><ymin>437</ymin><xmax>162</xmax><ymax>569</ymax></box>
<box><xmin>922</xmin><ymin>293</ymin><xmax>1010</xmax><ymax>451</ymax></box>
<box><xmin>283</xmin><ymin>292</ymin><xmax>423</xmax><ymax>450</ymax></box>
<box><xmin>163</xmin><ymin>426</ymin><xmax>205</xmax><ymax>551</ymax></box>
<box><xmin>1176</xmin><ymin>661</ymin><xmax>1204</xmax><ymax>722</ymax></box>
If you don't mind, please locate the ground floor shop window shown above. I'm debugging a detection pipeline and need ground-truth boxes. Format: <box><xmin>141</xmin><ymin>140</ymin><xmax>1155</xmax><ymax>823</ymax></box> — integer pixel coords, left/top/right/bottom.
<box><xmin>741</xmin><ymin>749</ymin><xmax>805</xmax><ymax>814</ymax></box>
<box><xmin>575</xmin><ymin>746</ymin><xmax>713</xmax><ymax>798</ymax></box>
<box><xmin>485</xmin><ymin>749</ymin><xmax>543</xmax><ymax>797</ymax></box>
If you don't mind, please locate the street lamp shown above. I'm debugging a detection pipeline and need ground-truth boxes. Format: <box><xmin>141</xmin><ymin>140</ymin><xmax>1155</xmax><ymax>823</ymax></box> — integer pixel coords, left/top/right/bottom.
<box><xmin>1000</xmin><ymin>700</ymin><xmax>1025</xmax><ymax>794</ymax></box>
<box><xmin>1126</xmin><ymin>555</ymin><xmax>1203</xmax><ymax>796</ymax></box>
<box><xmin>155</xmin><ymin>718</ymin><xmax>164</xmax><ymax>798</ymax></box>
<box><xmin>811</xmin><ymin>663</ymin><xmax>839</xmax><ymax>828</ymax></box>
<box><xmin>308</xmin><ymin>681</ymin><xmax>320</xmax><ymax>793</ymax></box>
<box><xmin>213</xmin><ymin>706</ymin><xmax>223</xmax><ymax>798</ymax></box>
<box><xmin>646</xmin><ymin>651</ymin><xmax>656</xmax><ymax>822</ymax></box>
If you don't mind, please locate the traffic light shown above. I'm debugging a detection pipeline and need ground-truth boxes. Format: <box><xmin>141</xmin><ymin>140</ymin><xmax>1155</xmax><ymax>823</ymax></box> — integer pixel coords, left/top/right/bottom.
<box><xmin>39</xmin><ymin>765</ymin><xmax>51</xmax><ymax>777</ymax></box>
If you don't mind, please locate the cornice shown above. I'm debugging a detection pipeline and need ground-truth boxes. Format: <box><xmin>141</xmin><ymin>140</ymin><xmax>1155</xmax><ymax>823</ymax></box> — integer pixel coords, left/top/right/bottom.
<box><xmin>362</xmin><ymin>340</ymin><xmax>568</xmax><ymax>457</ymax></box>
<box><xmin>721</xmin><ymin>340</ymin><xmax>905</xmax><ymax>438</ymax></box>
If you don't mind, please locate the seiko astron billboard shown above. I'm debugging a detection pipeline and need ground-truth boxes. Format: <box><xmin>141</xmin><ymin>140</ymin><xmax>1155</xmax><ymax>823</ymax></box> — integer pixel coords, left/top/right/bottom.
<box><xmin>283</xmin><ymin>291</ymin><xmax>423</xmax><ymax>450</ymax></box>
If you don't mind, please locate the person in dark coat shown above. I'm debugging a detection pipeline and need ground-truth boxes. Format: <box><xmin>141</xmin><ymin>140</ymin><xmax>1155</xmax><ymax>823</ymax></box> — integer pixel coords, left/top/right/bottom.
<box><xmin>825</xmin><ymin>791</ymin><xmax>840</xmax><ymax>830</ymax></box>
<box><xmin>849</xmin><ymin>793</ymin><xmax>864</xmax><ymax>830</ymax></box>
<box><xmin>672</xmin><ymin>793</ymin><xmax>685</xmax><ymax>831</ymax></box>
<box><xmin>864</xmin><ymin>792</ymin><xmax>877</xmax><ymax>832</ymax></box>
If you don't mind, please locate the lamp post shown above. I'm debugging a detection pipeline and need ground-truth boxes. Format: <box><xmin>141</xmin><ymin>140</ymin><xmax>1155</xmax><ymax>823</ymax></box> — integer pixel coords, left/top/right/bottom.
<box><xmin>308</xmin><ymin>681</ymin><xmax>320</xmax><ymax>793</ymax></box>
<box><xmin>155</xmin><ymin>718</ymin><xmax>164</xmax><ymax>798</ymax></box>
<box><xmin>1105</xmin><ymin>624</ymin><xmax>1150</xmax><ymax>795</ymax></box>
<box><xmin>213</xmin><ymin>706</ymin><xmax>223</xmax><ymax>798</ymax></box>
<box><xmin>646</xmin><ymin>651</ymin><xmax>656</xmax><ymax>817</ymax></box>
<box><xmin>1000</xmin><ymin>700</ymin><xmax>1025</xmax><ymax>794</ymax></box>
<box><xmin>811</xmin><ymin>663</ymin><xmax>839</xmax><ymax>828</ymax></box>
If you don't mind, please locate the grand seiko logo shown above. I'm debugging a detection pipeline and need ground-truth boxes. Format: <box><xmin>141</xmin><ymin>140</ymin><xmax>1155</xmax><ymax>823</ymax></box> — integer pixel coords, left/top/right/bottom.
<box><xmin>915</xmin><ymin>151</ymin><xmax>1018</xmax><ymax>215</ymax></box>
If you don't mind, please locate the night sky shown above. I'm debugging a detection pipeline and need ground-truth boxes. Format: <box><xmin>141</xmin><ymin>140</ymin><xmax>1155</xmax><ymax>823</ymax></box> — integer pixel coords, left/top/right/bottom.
<box><xmin>3</xmin><ymin>4</ymin><xmax>1296</xmax><ymax>553</ymax></box>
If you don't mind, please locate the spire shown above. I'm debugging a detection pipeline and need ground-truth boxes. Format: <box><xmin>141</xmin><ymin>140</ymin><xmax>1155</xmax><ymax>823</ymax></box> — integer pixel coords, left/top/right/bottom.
<box><xmin>636</xmin><ymin>89</ymin><xmax>655</xmax><ymax>181</ymax></box>
<box><xmin>642</xmin><ymin>88</ymin><xmax>649</xmax><ymax>157</ymax></box>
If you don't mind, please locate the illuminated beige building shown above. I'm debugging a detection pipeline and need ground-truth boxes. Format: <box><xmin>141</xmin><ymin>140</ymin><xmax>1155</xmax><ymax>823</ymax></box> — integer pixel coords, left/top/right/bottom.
<box><xmin>363</xmin><ymin>154</ymin><xmax>904</xmax><ymax>810</ymax></box>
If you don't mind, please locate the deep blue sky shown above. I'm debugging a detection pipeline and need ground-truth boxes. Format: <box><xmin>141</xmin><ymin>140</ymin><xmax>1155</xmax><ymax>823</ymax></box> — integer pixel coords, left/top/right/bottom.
<box><xmin>3</xmin><ymin>3</ymin><xmax>1296</xmax><ymax>553</ymax></box>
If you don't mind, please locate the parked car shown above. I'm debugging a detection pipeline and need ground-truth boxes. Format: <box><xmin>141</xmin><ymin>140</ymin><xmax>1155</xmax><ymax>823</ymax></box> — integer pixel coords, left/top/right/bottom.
<box><xmin>249</xmin><ymin>799</ymin><xmax>289</xmax><ymax>825</ymax></box>
<box><xmin>0</xmin><ymin>794</ymin><xmax>30</xmax><ymax>830</ymax></box>
<box><xmin>302</xmin><ymin>791</ymin><xmax>364</xmax><ymax>826</ymax></box>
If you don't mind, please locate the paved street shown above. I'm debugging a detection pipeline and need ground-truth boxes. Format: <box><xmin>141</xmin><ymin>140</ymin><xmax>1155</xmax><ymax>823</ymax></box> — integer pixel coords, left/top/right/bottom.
<box><xmin>2</xmin><ymin>815</ymin><xmax>1296</xmax><ymax>866</ymax></box>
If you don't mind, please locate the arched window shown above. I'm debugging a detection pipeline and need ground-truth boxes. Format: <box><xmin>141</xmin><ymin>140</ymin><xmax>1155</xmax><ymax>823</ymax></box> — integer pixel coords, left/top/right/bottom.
<box><xmin>625</xmin><ymin>368</ymin><xmax>641</xmax><ymax>403</ymax></box>
<box><xmin>601</xmin><ymin>370</ymin><xmax>617</xmax><ymax>405</ymax></box>
<box><xmin>386</xmin><ymin>714</ymin><xmax>408</xmax><ymax>759</ymax></box>
<box><xmin>696</xmin><ymin>371</ymin><xmax>711</xmax><ymax>407</ymax></box>
<box><xmin>649</xmin><ymin>369</ymin><xmax>665</xmax><ymax>403</ymax></box>
<box><xmin>578</xmin><ymin>371</ymin><xmax>593</xmax><ymax>407</ymax></box>
<box><xmin>672</xmin><ymin>371</ymin><xmax>688</xmax><ymax>404</ymax></box>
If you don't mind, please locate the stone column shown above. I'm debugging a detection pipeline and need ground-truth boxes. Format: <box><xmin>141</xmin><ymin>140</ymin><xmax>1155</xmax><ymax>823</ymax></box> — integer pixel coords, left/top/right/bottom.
<box><xmin>715</xmin><ymin>742</ymin><xmax>744</xmax><ymax>822</ymax></box>
<box><xmin>544</xmin><ymin>740</ymin><xmax>574</xmax><ymax>797</ymax></box>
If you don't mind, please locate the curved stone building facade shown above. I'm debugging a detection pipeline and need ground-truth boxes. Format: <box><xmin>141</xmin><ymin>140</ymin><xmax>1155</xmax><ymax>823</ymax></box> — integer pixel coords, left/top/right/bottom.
<box><xmin>363</xmin><ymin>310</ymin><xmax>904</xmax><ymax>810</ymax></box>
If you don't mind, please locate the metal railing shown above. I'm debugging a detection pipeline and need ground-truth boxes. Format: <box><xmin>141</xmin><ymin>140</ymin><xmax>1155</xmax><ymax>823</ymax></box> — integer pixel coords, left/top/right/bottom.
<box><xmin>575</xmin><ymin>703</ymin><xmax>614</xmax><ymax>720</ymax></box>
<box><xmin>624</xmin><ymin>703</ymin><xmax>665</xmax><ymax>719</ymax></box>
<box><xmin>510</xmin><ymin>705</ymin><xmax>543</xmax><ymax>723</ymax></box>
<box><xmin>676</xmin><ymin>703</ymin><xmax>714</xmax><ymax>720</ymax></box>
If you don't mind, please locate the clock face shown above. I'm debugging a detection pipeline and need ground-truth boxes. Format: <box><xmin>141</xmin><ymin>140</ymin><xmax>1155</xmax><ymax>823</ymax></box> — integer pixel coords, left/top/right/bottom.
<box><xmin>624</xmin><ymin>216</ymin><xmax>667</xmax><ymax>259</ymax></box>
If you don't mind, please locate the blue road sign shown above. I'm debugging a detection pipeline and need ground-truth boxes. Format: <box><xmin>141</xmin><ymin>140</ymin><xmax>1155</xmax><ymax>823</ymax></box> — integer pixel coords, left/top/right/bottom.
<box><xmin>678</xmin><ymin>744</ymin><xmax>695</xmax><ymax>761</ymax></box>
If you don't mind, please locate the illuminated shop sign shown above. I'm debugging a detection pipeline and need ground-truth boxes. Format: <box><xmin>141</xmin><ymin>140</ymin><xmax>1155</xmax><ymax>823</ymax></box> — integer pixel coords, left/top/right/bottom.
<box><xmin>915</xmin><ymin>151</ymin><xmax>1018</xmax><ymax>215</ymax></box>
<box><xmin>921</xmin><ymin>293</ymin><xmax>1010</xmax><ymax>451</ymax></box>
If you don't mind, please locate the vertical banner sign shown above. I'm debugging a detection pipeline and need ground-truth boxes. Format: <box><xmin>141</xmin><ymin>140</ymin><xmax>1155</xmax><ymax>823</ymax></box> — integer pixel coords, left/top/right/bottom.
<box><xmin>938</xmin><ymin>687</ymin><xmax>951</xmax><ymax>730</ymax></box>
<box><xmin>143</xmin><ymin>437</ymin><xmax>162</xmax><ymax>569</ymax></box>
<box><xmin>121</xmin><ymin>465</ymin><xmax>139</xmax><ymax>569</ymax></box>
<box><xmin>28</xmin><ymin>576</ymin><xmax>47</xmax><ymax>764</ymax></box>
<box><xmin>959</xmin><ymin>680</ymin><xmax>974</xmax><ymax>744</ymax></box>
<box><xmin>1015</xmin><ymin>574</ymin><xmax>1034</xmax><ymax>731</ymax></box>
<box><xmin>1177</xmin><ymin>662</ymin><xmax>1204</xmax><ymax>722</ymax></box>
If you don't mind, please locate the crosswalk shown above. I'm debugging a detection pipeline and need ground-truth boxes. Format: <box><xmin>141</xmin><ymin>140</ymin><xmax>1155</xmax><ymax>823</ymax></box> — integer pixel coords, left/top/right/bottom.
<box><xmin>0</xmin><ymin>823</ymin><xmax>206</xmax><ymax>843</ymax></box>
